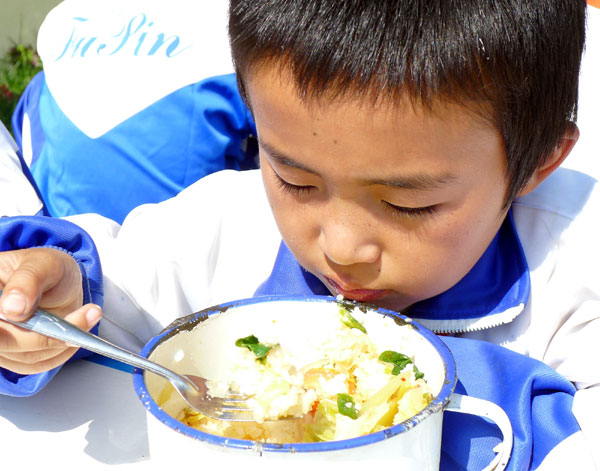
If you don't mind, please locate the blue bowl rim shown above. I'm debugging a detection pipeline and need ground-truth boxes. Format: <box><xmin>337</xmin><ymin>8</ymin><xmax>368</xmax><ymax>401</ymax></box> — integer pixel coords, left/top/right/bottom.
<box><xmin>132</xmin><ymin>294</ymin><xmax>457</xmax><ymax>453</ymax></box>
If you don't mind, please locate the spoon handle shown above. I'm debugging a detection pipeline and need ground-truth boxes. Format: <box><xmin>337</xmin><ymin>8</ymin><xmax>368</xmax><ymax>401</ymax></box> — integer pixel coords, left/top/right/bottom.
<box><xmin>0</xmin><ymin>297</ymin><xmax>179</xmax><ymax>382</ymax></box>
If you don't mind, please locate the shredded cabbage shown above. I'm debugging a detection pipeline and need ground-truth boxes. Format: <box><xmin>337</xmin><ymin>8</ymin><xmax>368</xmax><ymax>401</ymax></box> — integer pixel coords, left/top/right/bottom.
<box><xmin>176</xmin><ymin>305</ymin><xmax>433</xmax><ymax>443</ymax></box>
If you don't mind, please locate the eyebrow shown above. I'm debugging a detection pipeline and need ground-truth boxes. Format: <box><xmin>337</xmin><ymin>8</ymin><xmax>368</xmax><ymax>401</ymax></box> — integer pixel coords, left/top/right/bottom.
<box><xmin>259</xmin><ymin>140</ymin><xmax>458</xmax><ymax>191</ymax></box>
<box><xmin>365</xmin><ymin>173</ymin><xmax>458</xmax><ymax>190</ymax></box>
<box><xmin>260</xmin><ymin>140</ymin><xmax>317</xmax><ymax>174</ymax></box>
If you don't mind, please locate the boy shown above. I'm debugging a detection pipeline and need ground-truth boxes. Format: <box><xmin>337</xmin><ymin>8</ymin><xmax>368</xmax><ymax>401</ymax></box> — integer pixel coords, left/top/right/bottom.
<box><xmin>1</xmin><ymin>0</ymin><xmax>598</xmax><ymax>468</ymax></box>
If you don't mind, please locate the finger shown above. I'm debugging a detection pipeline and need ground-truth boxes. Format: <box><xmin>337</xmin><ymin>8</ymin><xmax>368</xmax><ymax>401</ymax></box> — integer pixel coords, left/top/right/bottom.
<box><xmin>0</xmin><ymin>304</ymin><xmax>102</xmax><ymax>353</ymax></box>
<box><xmin>0</xmin><ymin>248</ymin><xmax>83</xmax><ymax>320</ymax></box>
<box><xmin>0</xmin><ymin>345</ymin><xmax>71</xmax><ymax>363</ymax></box>
<box><xmin>0</xmin><ymin>323</ymin><xmax>71</xmax><ymax>353</ymax></box>
<box><xmin>0</xmin><ymin>304</ymin><xmax>102</xmax><ymax>374</ymax></box>
<box><xmin>63</xmin><ymin>303</ymin><xmax>103</xmax><ymax>333</ymax></box>
<box><xmin>0</xmin><ymin>347</ymin><xmax>79</xmax><ymax>375</ymax></box>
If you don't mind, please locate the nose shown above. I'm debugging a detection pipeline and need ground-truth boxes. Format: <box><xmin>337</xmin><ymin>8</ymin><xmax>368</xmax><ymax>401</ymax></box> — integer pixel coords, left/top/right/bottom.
<box><xmin>318</xmin><ymin>217</ymin><xmax>381</xmax><ymax>266</ymax></box>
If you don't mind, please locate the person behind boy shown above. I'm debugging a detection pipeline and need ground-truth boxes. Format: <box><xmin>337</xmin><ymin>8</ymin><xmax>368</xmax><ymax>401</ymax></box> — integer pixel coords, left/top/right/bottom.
<box><xmin>11</xmin><ymin>0</ymin><xmax>257</xmax><ymax>224</ymax></box>
<box><xmin>0</xmin><ymin>0</ymin><xmax>598</xmax><ymax>469</ymax></box>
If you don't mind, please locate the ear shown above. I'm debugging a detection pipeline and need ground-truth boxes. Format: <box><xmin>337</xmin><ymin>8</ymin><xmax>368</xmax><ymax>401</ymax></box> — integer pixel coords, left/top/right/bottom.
<box><xmin>517</xmin><ymin>124</ymin><xmax>580</xmax><ymax>197</ymax></box>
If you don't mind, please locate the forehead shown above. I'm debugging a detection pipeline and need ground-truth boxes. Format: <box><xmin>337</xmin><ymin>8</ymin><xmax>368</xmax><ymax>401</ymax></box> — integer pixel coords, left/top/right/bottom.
<box><xmin>245</xmin><ymin>65</ymin><xmax>501</xmax><ymax>169</ymax></box>
<box><xmin>245</xmin><ymin>63</ymin><xmax>495</xmax><ymax>134</ymax></box>
<box><xmin>243</xmin><ymin>59</ymin><xmax>496</xmax><ymax>122</ymax></box>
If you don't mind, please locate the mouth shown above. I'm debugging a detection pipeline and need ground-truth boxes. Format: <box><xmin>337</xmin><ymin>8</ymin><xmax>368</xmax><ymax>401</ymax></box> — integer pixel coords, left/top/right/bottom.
<box><xmin>324</xmin><ymin>277</ymin><xmax>391</xmax><ymax>303</ymax></box>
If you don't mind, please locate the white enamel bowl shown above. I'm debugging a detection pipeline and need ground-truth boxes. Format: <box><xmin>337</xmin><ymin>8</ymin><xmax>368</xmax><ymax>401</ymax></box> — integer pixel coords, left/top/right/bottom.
<box><xmin>133</xmin><ymin>295</ymin><xmax>511</xmax><ymax>470</ymax></box>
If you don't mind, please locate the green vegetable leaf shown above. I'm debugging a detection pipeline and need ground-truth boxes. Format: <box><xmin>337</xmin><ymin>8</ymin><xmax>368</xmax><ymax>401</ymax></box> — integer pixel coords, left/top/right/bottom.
<box><xmin>337</xmin><ymin>393</ymin><xmax>359</xmax><ymax>419</ymax></box>
<box><xmin>413</xmin><ymin>365</ymin><xmax>425</xmax><ymax>380</ymax></box>
<box><xmin>379</xmin><ymin>350</ymin><xmax>414</xmax><ymax>376</ymax></box>
<box><xmin>235</xmin><ymin>335</ymin><xmax>272</xmax><ymax>361</ymax></box>
<box><xmin>338</xmin><ymin>305</ymin><xmax>367</xmax><ymax>333</ymax></box>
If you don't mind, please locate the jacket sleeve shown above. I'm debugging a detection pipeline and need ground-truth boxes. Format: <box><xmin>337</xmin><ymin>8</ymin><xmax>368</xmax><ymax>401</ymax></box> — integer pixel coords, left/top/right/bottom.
<box><xmin>0</xmin><ymin>215</ymin><xmax>103</xmax><ymax>396</ymax></box>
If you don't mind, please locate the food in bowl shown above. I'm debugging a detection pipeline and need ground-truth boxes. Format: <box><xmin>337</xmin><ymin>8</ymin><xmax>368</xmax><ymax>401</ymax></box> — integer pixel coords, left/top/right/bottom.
<box><xmin>167</xmin><ymin>298</ymin><xmax>433</xmax><ymax>443</ymax></box>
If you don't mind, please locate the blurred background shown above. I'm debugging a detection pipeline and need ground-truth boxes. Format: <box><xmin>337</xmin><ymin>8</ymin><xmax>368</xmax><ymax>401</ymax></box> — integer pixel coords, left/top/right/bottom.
<box><xmin>1</xmin><ymin>0</ymin><xmax>59</xmax><ymax>53</ymax></box>
<box><xmin>0</xmin><ymin>0</ymin><xmax>60</xmax><ymax>131</ymax></box>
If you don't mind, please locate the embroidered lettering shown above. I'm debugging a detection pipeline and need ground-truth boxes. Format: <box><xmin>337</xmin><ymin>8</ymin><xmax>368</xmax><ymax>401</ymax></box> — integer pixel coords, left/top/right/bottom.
<box><xmin>54</xmin><ymin>14</ymin><xmax>191</xmax><ymax>60</ymax></box>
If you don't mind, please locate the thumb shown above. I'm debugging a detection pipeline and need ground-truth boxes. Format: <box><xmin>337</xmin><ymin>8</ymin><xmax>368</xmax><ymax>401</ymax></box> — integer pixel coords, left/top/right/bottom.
<box><xmin>0</xmin><ymin>289</ymin><xmax>29</xmax><ymax>320</ymax></box>
<box><xmin>0</xmin><ymin>247</ymin><xmax>83</xmax><ymax>321</ymax></box>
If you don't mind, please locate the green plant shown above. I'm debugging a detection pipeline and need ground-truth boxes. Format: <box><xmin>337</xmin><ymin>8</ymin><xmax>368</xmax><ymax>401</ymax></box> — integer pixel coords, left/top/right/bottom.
<box><xmin>0</xmin><ymin>43</ymin><xmax>43</xmax><ymax>134</ymax></box>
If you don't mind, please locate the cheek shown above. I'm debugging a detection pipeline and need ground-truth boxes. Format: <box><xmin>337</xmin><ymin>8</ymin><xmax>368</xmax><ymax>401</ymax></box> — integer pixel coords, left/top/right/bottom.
<box><xmin>398</xmin><ymin>223</ymin><xmax>465</xmax><ymax>280</ymax></box>
<box><xmin>434</xmin><ymin>174</ymin><xmax>507</xmax><ymax>245</ymax></box>
<box><xmin>419</xmin><ymin>204</ymin><xmax>504</xmax><ymax>281</ymax></box>
<box><xmin>399</xmin><ymin>197</ymin><xmax>500</xmax><ymax>273</ymax></box>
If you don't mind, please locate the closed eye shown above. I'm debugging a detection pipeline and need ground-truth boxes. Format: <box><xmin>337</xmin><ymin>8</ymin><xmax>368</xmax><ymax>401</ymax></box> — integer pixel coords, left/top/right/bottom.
<box><xmin>383</xmin><ymin>201</ymin><xmax>439</xmax><ymax>218</ymax></box>
<box><xmin>274</xmin><ymin>172</ymin><xmax>315</xmax><ymax>196</ymax></box>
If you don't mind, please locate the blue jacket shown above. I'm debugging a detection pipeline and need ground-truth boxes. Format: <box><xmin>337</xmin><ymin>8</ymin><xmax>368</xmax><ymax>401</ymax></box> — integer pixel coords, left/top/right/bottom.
<box><xmin>12</xmin><ymin>72</ymin><xmax>257</xmax><ymax>224</ymax></box>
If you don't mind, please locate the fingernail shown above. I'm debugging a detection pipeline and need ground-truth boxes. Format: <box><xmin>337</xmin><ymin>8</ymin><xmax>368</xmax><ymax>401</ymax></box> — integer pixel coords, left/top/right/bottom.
<box><xmin>1</xmin><ymin>293</ymin><xmax>27</xmax><ymax>318</ymax></box>
<box><xmin>86</xmin><ymin>305</ymin><xmax>102</xmax><ymax>326</ymax></box>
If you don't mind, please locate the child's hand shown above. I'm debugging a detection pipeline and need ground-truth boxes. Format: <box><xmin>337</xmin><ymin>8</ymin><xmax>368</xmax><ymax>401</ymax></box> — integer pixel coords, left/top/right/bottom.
<box><xmin>0</xmin><ymin>248</ymin><xmax>102</xmax><ymax>374</ymax></box>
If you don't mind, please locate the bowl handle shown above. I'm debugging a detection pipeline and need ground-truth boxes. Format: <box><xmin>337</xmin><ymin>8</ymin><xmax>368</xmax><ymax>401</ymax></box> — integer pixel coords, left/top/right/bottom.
<box><xmin>445</xmin><ymin>393</ymin><xmax>513</xmax><ymax>471</ymax></box>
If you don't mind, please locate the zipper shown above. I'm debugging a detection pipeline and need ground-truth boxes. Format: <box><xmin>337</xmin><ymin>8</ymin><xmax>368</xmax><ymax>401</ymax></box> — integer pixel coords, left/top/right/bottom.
<box><xmin>406</xmin><ymin>303</ymin><xmax>525</xmax><ymax>335</ymax></box>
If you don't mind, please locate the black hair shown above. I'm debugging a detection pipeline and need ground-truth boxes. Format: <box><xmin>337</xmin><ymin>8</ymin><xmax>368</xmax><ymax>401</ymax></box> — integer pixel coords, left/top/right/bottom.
<box><xmin>229</xmin><ymin>0</ymin><xmax>586</xmax><ymax>206</ymax></box>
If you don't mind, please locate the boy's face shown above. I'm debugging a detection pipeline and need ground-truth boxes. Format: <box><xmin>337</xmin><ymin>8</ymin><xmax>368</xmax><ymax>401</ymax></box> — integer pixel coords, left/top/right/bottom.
<box><xmin>247</xmin><ymin>66</ymin><xmax>510</xmax><ymax>312</ymax></box>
